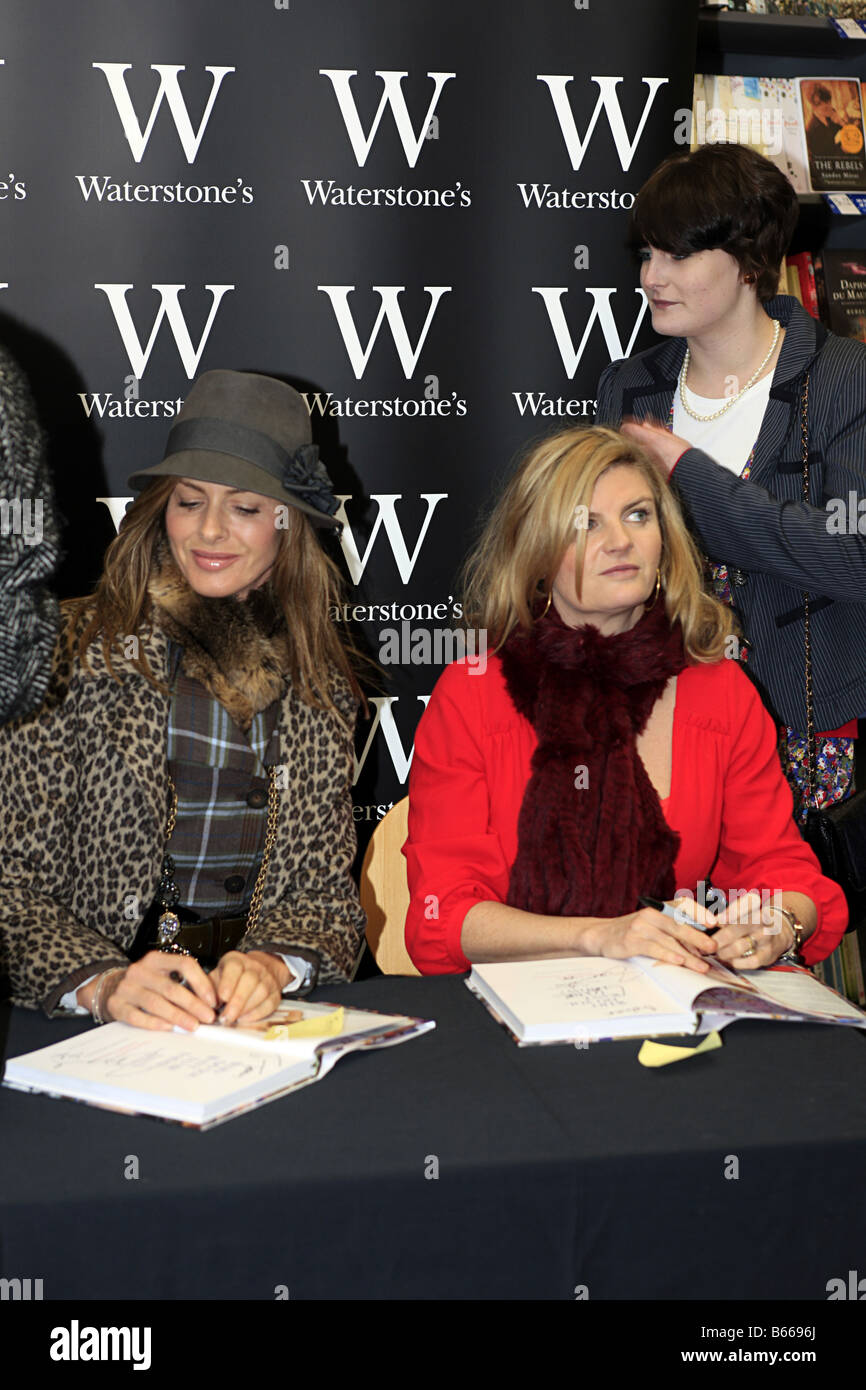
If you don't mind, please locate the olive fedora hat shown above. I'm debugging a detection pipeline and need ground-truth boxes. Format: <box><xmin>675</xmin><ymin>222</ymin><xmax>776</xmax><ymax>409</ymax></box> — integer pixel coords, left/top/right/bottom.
<box><xmin>127</xmin><ymin>369</ymin><xmax>341</xmax><ymax>528</ymax></box>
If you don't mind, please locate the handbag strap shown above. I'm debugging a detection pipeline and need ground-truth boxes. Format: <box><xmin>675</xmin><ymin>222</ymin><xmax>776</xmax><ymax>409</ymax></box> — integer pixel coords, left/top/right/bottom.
<box><xmin>800</xmin><ymin>377</ymin><xmax>865</xmax><ymax>805</ymax></box>
<box><xmin>800</xmin><ymin>373</ymin><xmax>818</xmax><ymax>809</ymax></box>
<box><xmin>162</xmin><ymin>763</ymin><xmax>279</xmax><ymax>937</ymax></box>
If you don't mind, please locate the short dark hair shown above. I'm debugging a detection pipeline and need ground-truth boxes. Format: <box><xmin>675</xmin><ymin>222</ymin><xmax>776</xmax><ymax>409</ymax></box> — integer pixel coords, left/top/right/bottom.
<box><xmin>629</xmin><ymin>143</ymin><xmax>798</xmax><ymax>303</ymax></box>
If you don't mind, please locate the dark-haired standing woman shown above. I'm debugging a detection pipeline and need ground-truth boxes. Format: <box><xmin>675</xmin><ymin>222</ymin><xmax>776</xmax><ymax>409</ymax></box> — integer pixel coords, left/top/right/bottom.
<box><xmin>597</xmin><ymin>141</ymin><xmax>866</xmax><ymax>821</ymax></box>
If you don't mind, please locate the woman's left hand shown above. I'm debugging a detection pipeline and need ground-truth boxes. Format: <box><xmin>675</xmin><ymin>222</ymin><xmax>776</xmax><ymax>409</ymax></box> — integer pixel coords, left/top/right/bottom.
<box><xmin>620</xmin><ymin>419</ymin><xmax>693</xmax><ymax>477</ymax></box>
<box><xmin>709</xmin><ymin>892</ymin><xmax>795</xmax><ymax>969</ymax></box>
<box><xmin>209</xmin><ymin>950</ymin><xmax>289</xmax><ymax>1025</ymax></box>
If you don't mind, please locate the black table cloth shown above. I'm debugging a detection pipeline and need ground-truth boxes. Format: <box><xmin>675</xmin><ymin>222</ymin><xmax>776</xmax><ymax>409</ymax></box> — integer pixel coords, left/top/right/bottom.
<box><xmin>1</xmin><ymin>976</ymin><xmax>865</xmax><ymax>1300</ymax></box>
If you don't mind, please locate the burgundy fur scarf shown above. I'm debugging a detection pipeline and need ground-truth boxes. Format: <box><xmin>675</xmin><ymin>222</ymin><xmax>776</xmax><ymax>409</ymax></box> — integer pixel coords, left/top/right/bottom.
<box><xmin>500</xmin><ymin>601</ymin><xmax>686</xmax><ymax>919</ymax></box>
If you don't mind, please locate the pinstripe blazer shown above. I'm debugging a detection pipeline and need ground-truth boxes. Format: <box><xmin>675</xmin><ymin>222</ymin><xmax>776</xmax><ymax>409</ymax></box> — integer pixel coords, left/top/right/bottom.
<box><xmin>596</xmin><ymin>294</ymin><xmax>866</xmax><ymax>733</ymax></box>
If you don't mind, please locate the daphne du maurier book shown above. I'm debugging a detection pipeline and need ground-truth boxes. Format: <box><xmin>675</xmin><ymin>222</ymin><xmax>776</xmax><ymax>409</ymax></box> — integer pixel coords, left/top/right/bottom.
<box><xmin>2</xmin><ymin>999</ymin><xmax>435</xmax><ymax>1128</ymax></box>
<box><xmin>466</xmin><ymin>956</ymin><xmax>866</xmax><ymax>1045</ymax></box>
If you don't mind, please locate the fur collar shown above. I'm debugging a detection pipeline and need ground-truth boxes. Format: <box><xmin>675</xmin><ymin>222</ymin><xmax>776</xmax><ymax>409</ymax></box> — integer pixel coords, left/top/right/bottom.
<box><xmin>147</xmin><ymin>545</ymin><xmax>291</xmax><ymax>731</ymax></box>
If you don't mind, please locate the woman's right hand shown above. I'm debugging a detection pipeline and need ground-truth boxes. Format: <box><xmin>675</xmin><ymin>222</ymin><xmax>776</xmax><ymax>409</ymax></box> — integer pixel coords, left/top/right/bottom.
<box><xmin>84</xmin><ymin>952</ymin><xmax>220</xmax><ymax>1031</ymax></box>
<box><xmin>584</xmin><ymin>901</ymin><xmax>718</xmax><ymax>973</ymax></box>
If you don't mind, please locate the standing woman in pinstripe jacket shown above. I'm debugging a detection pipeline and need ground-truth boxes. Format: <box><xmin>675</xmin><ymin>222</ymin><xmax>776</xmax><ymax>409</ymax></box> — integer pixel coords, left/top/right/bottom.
<box><xmin>596</xmin><ymin>141</ymin><xmax>866</xmax><ymax>821</ymax></box>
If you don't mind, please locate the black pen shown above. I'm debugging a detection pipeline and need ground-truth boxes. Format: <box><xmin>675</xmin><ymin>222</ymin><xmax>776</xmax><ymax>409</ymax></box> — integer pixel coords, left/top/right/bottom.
<box><xmin>170</xmin><ymin>969</ymin><xmax>225</xmax><ymax>1019</ymax></box>
<box><xmin>638</xmin><ymin>894</ymin><xmax>717</xmax><ymax>933</ymax></box>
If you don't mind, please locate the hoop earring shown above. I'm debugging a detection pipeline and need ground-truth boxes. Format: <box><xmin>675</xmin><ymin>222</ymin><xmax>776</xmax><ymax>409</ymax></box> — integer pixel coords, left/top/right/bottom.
<box><xmin>538</xmin><ymin>589</ymin><xmax>553</xmax><ymax>619</ymax></box>
<box><xmin>644</xmin><ymin>569</ymin><xmax>662</xmax><ymax>610</ymax></box>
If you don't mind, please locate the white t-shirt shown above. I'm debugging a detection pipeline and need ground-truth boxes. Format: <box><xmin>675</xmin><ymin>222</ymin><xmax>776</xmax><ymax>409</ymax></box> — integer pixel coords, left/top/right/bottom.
<box><xmin>672</xmin><ymin>372</ymin><xmax>774</xmax><ymax>477</ymax></box>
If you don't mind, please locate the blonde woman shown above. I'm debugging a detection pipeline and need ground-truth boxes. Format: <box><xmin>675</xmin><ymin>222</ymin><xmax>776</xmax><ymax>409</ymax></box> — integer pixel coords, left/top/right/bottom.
<box><xmin>403</xmin><ymin>426</ymin><xmax>846</xmax><ymax>974</ymax></box>
<box><xmin>0</xmin><ymin>370</ymin><xmax>366</xmax><ymax>1028</ymax></box>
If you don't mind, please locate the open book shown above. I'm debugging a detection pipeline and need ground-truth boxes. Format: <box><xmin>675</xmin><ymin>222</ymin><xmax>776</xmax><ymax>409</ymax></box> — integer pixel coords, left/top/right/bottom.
<box><xmin>3</xmin><ymin>999</ymin><xmax>434</xmax><ymax>1128</ymax></box>
<box><xmin>466</xmin><ymin>956</ymin><xmax>866</xmax><ymax>1045</ymax></box>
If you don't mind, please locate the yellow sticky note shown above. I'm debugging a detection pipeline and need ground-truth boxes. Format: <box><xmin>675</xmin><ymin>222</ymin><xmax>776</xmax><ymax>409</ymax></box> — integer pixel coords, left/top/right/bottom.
<box><xmin>637</xmin><ymin>1030</ymin><xmax>723</xmax><ymax>1068</ymax></box>
<box><xmin>264</xmin><ymin>1006</ymin><xmax>345</xmax><ymax>1041</ymax></box>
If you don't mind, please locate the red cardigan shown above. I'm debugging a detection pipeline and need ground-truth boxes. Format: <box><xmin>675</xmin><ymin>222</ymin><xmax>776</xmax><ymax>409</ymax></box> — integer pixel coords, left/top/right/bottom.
<box><xmin>403</xmin><ymin>652</ymin><xmax>848</xmax><ymax>973</ymax></box>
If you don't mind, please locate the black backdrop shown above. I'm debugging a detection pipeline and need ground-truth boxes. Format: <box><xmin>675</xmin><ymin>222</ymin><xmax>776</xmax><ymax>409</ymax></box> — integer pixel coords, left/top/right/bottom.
<box><xmin>0</xmin><ymin>0</ymin><xmax>697</xmax><ymax>865</ymax></box>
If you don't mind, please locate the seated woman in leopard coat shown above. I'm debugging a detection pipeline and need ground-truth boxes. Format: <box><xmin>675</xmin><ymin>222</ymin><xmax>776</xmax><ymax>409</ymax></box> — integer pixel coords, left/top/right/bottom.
<box><xmin>0</xmin><ymin>369</ymin><xmax>367</xmax><ymax>1031</ymax></box>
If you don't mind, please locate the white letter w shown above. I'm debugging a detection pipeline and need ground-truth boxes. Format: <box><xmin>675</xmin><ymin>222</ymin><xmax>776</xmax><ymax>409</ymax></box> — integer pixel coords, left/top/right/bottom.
<box><xmin>538</xmin><ymin>75</ymin><xmax>668</xmax><ymax>172</ymax></box>
<box><xmin>92</xmin><ymin>63</ymin><xmax>235</xmax><ymax>163</ymax></box>
<box><xmin>320</xmin><ymin>70</ymin><xmax>455</xmax><ymax>168</ymax></box>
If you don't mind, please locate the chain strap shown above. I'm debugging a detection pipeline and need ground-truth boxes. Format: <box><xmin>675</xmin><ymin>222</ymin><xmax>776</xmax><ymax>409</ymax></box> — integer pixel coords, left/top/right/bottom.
<box><xmin>165</xmin><ymin>781</ymin><xmax>177</xmax><ymax>840</ymax></box>
<box><xmin>163</xmin><ymin>763</ymin><xmax>278</xmax><ymax>938</ymax></box>
<box><xmin>244</xmin><ymin>765</ymin><xmax>279</xmax><ymax>935</ymax></box>
<box><xmin>800</xmin><ymin>373</ymin><xmax>817</xmax><ymax>810</ymax></box>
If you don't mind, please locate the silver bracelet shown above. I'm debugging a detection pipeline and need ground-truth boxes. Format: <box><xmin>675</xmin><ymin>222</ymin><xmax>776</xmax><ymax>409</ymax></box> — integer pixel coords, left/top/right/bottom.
<box><xmin>91</xmin><ymin>966</ymin><xmax>126</xmax><ymax>1024</ymax></box>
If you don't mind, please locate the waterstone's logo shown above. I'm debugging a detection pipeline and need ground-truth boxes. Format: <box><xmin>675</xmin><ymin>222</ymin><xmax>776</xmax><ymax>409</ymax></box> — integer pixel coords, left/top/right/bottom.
<box><xmin>78</xmin><ymin>282</ymin><xmax>232</xmax><ymax>420</ymax></box>
<box><xmin>77</xmin><ymin>63</ymin><xmax>252</xmax><ymax>205</ymax></box>
<box><xmin>302</xmin><ymin>69</ymin><xmax>470</xmax><ymax>210</ymax></box>
<box><xmin>513</xmin><ymin>287</ymin><xmax>648</xmax><ymax>419</ymax></box>
<box><xmin>517</xmin><ymin>74</ymin><xmax>668</xmax><ymax>211</ymax></box>
<box><xmin>309</xmin><ymin>285</ymin><xmax>467</xmax><ymax>418</ymax></box>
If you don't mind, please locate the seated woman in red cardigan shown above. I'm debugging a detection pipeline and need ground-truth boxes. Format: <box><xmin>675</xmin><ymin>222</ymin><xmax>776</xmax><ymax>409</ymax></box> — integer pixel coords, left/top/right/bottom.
<box><xmin>403</xmin><ymin>425</ymin><xmax>847</xmax><ymax>975</ymax></box>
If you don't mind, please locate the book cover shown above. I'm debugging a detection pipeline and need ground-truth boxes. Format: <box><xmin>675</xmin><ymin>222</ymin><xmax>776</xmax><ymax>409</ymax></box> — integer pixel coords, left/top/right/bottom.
<box><xmin>759</xmin><ymin>77</ymin><xmax>800</xmax><ymax>186</ymax></box>
<box><xmin>815</xmin><ymin>248</ymin><xmax>866</xmax><ymax>341</ymax></box>
<box><xmin>799</xmin><ymin>78</ymin><xmax>866</xmax><ymax>193</ymax></box>
<box><xmin>777</xmin><ymin>76</ymin><xmax>811</xmax><ymax>193</ymax></box>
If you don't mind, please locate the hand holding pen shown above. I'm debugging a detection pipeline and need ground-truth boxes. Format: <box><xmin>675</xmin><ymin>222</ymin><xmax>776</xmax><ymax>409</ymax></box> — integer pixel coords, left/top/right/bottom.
<box><xmin>631</xmin><ymin>895</ymin><xmax>720</xmax><ymax>972</ymax></box>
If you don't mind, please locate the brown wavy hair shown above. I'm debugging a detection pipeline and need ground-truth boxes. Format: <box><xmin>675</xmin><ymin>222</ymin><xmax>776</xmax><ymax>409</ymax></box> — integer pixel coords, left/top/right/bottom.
<box><xmin>460</xmin><ymin>425</ymin><xmax>736</xmax><ymax>662</ymax></box>
<box><xmin>71</xmin><ymin>477</ymin><xmax>367</xmax><ymax>717</ymax></box>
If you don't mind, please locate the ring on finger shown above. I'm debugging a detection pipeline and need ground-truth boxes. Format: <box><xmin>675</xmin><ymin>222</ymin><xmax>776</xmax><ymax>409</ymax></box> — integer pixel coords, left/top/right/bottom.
<box><xmin>741</xmin><ymin>934</ymin><xmax>758</xmax><ymax>958</ymax></box>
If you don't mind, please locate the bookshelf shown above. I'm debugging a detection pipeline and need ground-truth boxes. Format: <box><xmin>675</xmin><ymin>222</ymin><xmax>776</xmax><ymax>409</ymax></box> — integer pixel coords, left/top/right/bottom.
<box><xmin>695</xmin><ymin>7</ymin><xmax>866</xmax><ymax>249</ymax></box>
<box><xmin>698</xmin><ymin>11</ymin><xmax>855</xmax><ymax>61</ymax></box>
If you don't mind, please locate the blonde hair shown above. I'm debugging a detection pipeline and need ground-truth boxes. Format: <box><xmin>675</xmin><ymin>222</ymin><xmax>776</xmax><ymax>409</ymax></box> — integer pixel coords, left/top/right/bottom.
<box><xmin>461</xmin><ymin>425</ymin><xmax>736</xmax><ymax>662</ymax></box>
<box><xmin>70</xmin><ymin>476</ymin><xmax>367</xmax><ymax>715</ymax></box>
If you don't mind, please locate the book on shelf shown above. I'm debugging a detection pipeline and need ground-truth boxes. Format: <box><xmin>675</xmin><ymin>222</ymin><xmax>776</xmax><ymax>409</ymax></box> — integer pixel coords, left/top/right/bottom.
<box><xmin>813</xmin><ymin>247</ymin><xmax>866</xmax><ymax>339</ymax></box>
<box><xmin>787</xmin><ymin>251</ymin><xmax>821</xmax><ymax>317</ymax></box>
<box><xmin>799</xmin><ymin>78</ymin><xmax>866</xmax><ymax>192</ymax></box>
<box><xmin>761</xmin><ymin>76</ymin><xmax>810</xmax><ymax>193</ymax></box>
<box><xmin>744</xmin><ymin>3</ymin><xmax>866</xmax><ymax>15</ymax></box>
<box><xmin>466</xmin><ymin>954</ymin><xmax>866</xmax><ymax>1045</ymax></box>
<box><xmin>783</xmin><ymin>257</ymin><xmax>803</xmax><ymax>302</ymax></box>
<box><xmin>691</xmin><ymin>73</ymin><xmax>866</xmax><ymax>195</ymax></box>
<box><xmin>2</xmin><ymin>998</ymin><xmax>435</xmax><ymax>1129</ymax></box>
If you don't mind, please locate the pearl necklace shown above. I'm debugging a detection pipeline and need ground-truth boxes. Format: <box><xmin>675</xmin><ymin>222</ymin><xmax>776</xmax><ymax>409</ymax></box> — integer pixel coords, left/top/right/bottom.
<box><xmin>678</xmin><ymin>318</ymin><xmax>781</xmax><ymax>423</ymax></box>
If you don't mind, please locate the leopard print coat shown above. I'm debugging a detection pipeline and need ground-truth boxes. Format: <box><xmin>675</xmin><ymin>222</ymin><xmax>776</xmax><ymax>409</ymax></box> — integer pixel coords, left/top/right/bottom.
<box><xmin>0</xmin><ymin>594</ymin><xmax>366</xmax><ymax>1015</ymax></box>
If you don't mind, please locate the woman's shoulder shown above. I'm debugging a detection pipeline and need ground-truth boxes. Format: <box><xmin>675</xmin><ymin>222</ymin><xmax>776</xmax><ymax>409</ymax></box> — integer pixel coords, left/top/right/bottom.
<box><xmin>426</xmin><ymin>650</ymin><xmax>524</xmax><ymax>730</ymax></box>
<box><xmin>43</xmin><ymin>599</ymin><xmax>96</xmax><ymax>700</ymax></box>
<box><xmin>41</xmin><ymin>599</ymin><xmax>166</xmax><ymax>709</ymax></box>
<box><xmin>324</xmin><ymin>663</ymin><xmax>361</xmax><ymax>730</ymax></box>
<box><xmin>598</xmin><ymin>336</ymin><xmax>683</xmax><ymax>388</ymax></box>
<box><xmin>677</xmin><ymin>657</ymin><xmax>764</xmax><ymax>730</ymax></box>
<box><xmin>801</xmin><ymin>301</ymin><xmax>866</xmax><ymax>380</ymax></box>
